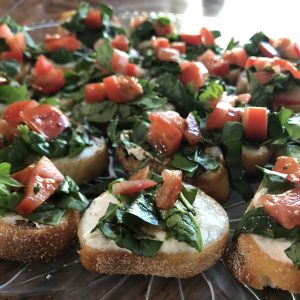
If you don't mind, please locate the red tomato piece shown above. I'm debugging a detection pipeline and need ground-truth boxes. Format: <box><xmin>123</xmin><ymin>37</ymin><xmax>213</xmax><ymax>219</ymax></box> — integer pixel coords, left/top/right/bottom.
<box><xmin>258</xmin><ymin>41</ymin><xmax>279</xmax><ymax>58</ymax></box>
<box><xmin>170</xmin><ymin>42</ymin><xmax>186</xmax><ymax>54</ymax></box>
<box><xmin>200</xmin><ymin>27</ymin><xmax>215</xmax><ymax>46</ymax></box>
<box><xmin>261</xmin><ymin>188</ymin><xmax>300</xmax><ymax>229</ymax></box>
<box><xmin>273</xmin><ymin>86</ymin><xmax>300</xmax><ymax>110</ymax></box>
<box><xmin>124</xmin><ymin>63</ymin><xmax>143</xmax><ymax>77</ymax></box>
<box><xmin>0</xmin><ymin>24</ymin><xmax>12</xmax><ymax>39</ymax></box>
<box><xmin>85</xmin><ymin>83</ymin><xmax>107</xmax><ymax>104</ymax></box>
<box><xmin>44</xmin><ymin>34</ymin><xmax>81</xmax><ymax>52</ymax></box>
<box><xmin>3</xmin><ymin>100</ymin><xmax>38</xmax><ymax>125</ymax></box>
<box><xmin>223</xmin><ymin>47</ymin><xmax>247</xmax><ymax>68</ymax></box>
<box><xmin>254</xmin><ymin>71</ymin><xmax>274</xmax><ymax>85</ymax></box>
<box><xmin>103</xmin><ymin>75</ymin><xmax>143</xmax><ymax>103</ymax></box>
<box><xmin>0</xmin><ymin>50</ymin><xmax>23</xmax><ymax>63</ymax></box>
<box><xmin>178</xmin><ymin>62</ymin><xmax>205</xmax><ymax>91</ymax></box>
<box><xmin>273</xmin><ymin>58</ymin><xmax>300</xmax><ymax>80</ymax></box>
<box><xmin>151</xmin><ymin>37</ymin><xmax>170</xmax><ymax>49</ymax></box>
<box><xmin>111</xmin><ymin>48</ymin><xmax>129</xmax><ymax>73</ymax></box>
<box><xmin>32</xmin><ymin>55</ymin><xmax>65</xmax><ymax>94</ymax></box>
<box><xmin>242</xmin><ymin>107</ymin><xmax>268</xmax><ymax>141</ymax></box>
<box><xmin>183</xmin><ymin>113</ymin><xmax>202</xmax><ymax>146</ymax></box>
<box><xmin>0</xmin><ymin>119</ymin><xmax>19</xmax><ymax>141</ymax></box>
<box><xmin>206</xmin><ymin>101</ymin><xmax>241</xmax><ymax>130</ymax></box>
<box><xmin>153</xmin><ymin>20</ymin><xmax>173</xmax><ymax>36</ymax></box>
<box><xmin>129</xmin><ymin>166</ymin><xmax>150</xmax><ymax>181</ymax></box>
<box><xmin>155</xmin><ymin>169</ymin><xmax>182</xmax><ymax>210</ymax></box>
<box><xmin>84</xmin><ymin>10</ymin><xmax>102</xmax><ymax>29</ymax></box>
<box><xmin>111</xmin><ymin>34</ymin><xmax>129</xmax><ymax>52</ymax></box>
<box><xmin>15</xmin><ymin>156</ymin><xmax>64</xmax><ymax>217</ymax></box>
<box><xmin>180</xmin><ymin>33</ymin><xmax>202</xmax><ymax>46</ymax></box>
<box><xmin>273</xmin><ymin>156</ymin><xmax>299</xmax><ymax>175</ymax></box>
<box><xmin>11</xmin><ymin>164</ymin><xmax>35</xmax><ymax>185</ymax></box>
<box><xmin>5</xmin><ymin>32</ymin><xmax>26</xmax><ymax>52</ymax></box>
<box><xmin>245</xmin><ymin>56</ymin><xmax>273</xmax><ymax>70</ymax></box>
<box><xmin>112</xmin><ymin>179</ymin><xmax>157</xmax><ymax>195</ymax></box>
<box><xmin>20</xmin><ymin>104</ymin><xmax>70</xmax><ymax>140</ymax></box>
<box><xmin>156</xmin><ymin>47</ymin><xmax>180</xmax><ymax>62</ymax></box>
<box><xmin>147</xmin><ymin>112</ymin><xmax>182</xmax><ymax>157</ymax></box>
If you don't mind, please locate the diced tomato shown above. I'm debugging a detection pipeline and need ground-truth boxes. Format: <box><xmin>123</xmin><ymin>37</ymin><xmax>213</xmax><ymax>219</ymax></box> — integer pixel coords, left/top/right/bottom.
<box><xmin>245</xmin><ymin>56</ymin><xmax>273</xmax><ymax>70</ymax></box>
<box><xmin>273</xmin><ymin>86</ymin><xmax>300</xmax><ymax>110</ymax></box>
<box><xmin>242</xmin><ymin>107</ymin><xmax>268</xmax><ymax>141</ymax></box>
<box><xmin>223</xmin><ymin>47</ymin><xmax>247</xmax><ymax>68</ymax></box>
<box><xmin>44</xmin><ymin>34</ymin><xmax>81</xmax><ymax>52</ymax></box>
<box><xmin>129</xmin><ymin>166</ymin><xmax>150</xmax><ymax>181</ymax></box>
<box><xmin>124</xmin><ymin>63</ymin><xmax>143</xmax><ymax>77</ymax></box>
<box><xmin>151</xmin><ymin>37</ymin><xmax>170</xmax><ymax>49</ymax></box>
<box><xmin>198</xmin><ymin>48</ymin><xmax>217</xmax><ymax>63</ymax></box>
<box><xmin>15</xmin><ymin>156</ymin><xmax>64</xmax><ymax>217</ymax></box>
<box><xmin>11</xmin><ymin>164</ymin><xmax>35</xmax><ymax>185</ymax></box>
<box><xmin>0</xmin><ymin>119</ymin><xmax>18</xmax><ymax>141</ymax></box>
<box><xmin>0</xmin><ymin>24</ymin><xmax>12</xmax><ymax>39</ymax></box>
<box><xmin>112</xmin><ymin>179</ymin><xmax>157</xmax><ymax>195</ymax></box>
<box><xmin>273</xmin><ymin>156</ymin><xmax>299</xmax><ymax>175</ymax></box>
<box><xmin>270</xmin><ymin>38</ymin><xmax>300</xmax><ymax>59</ymax></box>
<box><xmin>261</xmin><ymin>188</ymin><xmax>300</xmax><ymax>229</ymax></box>
<box><xmin>170</xmin><ymin>42</ymin><xmax>186</xmax><ymax>54</ymax></box>
<box><xmin>258</xmin><ymin>41</ymin><xmax>279</xmax><ymax>58</ymax></box>
<box><xmin>130</xmin><ymin>15</ymin><xmax>148</xmax><ymax>29</ymax></box>
<box><xmin>254</xmin><ymin>71</ymin><xmax>274</xmax><ymax>85</ymax></box>
<box><xmin>32</xmin><ymin>55</ymin><xmax>65</xmax><ymax>94</ymax></box>
<box><xmin>183</xmin><ymin>113</ymin><xmax>202</xmax><ymax>146</ymax></box>
<box><xmin>273</xmin><ymin>58</ymin><xmax>300</xmax><ymax>80</ymax></box>
<box><xmin>200</xmin><ymin>27</ymin><xmax>215</xmax><ymax>46</ymax></box>
<box><xmin>147</xmin><ymin>112</ymin><xmax>182</xmax><ymax>157</ymax></box>
<box><xmin>178</xmin><ymin>62</ymin><xmax>205</xmax><ymax>91</ymax></box>
<box><xmin>153</xmin><ymin>20</ymin><xmax>173</xmax><ymax>36</ymax></box>
<box><xmin>20</xmin><ymin>104</ymin><xmax>70</xmax><ymax>140</ymax></box>
<box><xmin>111</xmin><ymin>34</ymin><xmax>129</xmax><ymax>52</ymax></box>
<box><xmin>111</xmin><ymin>48</ymin><xmax>129</xmax><ymax>73</ymax></box>
<box><xmin>155</xmin><ymin>169</ymin><xmax>182</xmax><ymax>210</ymax></box>
<box><xmin>0</xmin><ymin>50</ymin><xmax>23</xmax><ymax>63</ymax></box>
<box><xmin>3</xmin><ymin>100</ymin><xmax>38</xmax><ymax>125</ymax></box>
<box><xmin>103</xmin><ymin>75</ymin><xmax>143</xmax><ymax>103</ymax></box>
<box><xmin>206</xmin><ymin>101</ymin><xmax>241</xmax><ymax>130</ymax></box>
<box><xmin>85</xmin><ymin>83</ymin><xmax>107</xmax><ymax>104</ymax></box>
<box><xmin>84</xmin><ymin>10</ymin><xmax>102</xmax><ymax>29</ymax></box>
<box><xmin>156</xmin><ymin>47</ymin><xmax>180</xmax><ymax>62</ymax></box>
<box><xmin>5</xmin><ymin>32</ymin><xmax>26</xmax><ymax>52</ymax></box>
<box><xmin>180</xmin><ymin>33</ymin><xmax>202</xmax><ymax>46</ymax></box>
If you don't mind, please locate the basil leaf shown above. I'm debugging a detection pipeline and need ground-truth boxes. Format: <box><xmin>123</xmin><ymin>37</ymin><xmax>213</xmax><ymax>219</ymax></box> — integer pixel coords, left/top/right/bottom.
<box><xmin>0</xmin><ymin>192</ymin><xmax>21</xmax><ymax>211</ymax></box>
<box><xmin>284</xmin><ymin>144</ymin><xmax>300</xmax><ymax>162</ymax></box>
<box><xmin>95</xmin><ymin>39</ymin><xmax>113</xmax><ymax>72</ymax></box>
<box><xmin>226</xmin><ymin>37</ymin><xmax>239</xmax><ymax>50</ymax></box>
<box><xmin>0</xmin><ymin>60</ymin><xmax>20</xmax><ymax>78</ymax></box>
<box><xmin>244</xmin><ymin>31</ymin><xmax>269</xmax><ymax>56</ymax></box>
<box><xmin>155</xmin><ymin>16</ymin><xmax>171</xmax><ymax>26</ymax></box>
<box><xmin>62</xmin><ymin>2</ymin><xmax>89</xmax><ymax>32</ymax></box>
<box><xmin>182</xmin><ymin>183</ymin><xmax>198</xmax><ymax>204</ymax></box>
<box><xmin>132</xmin><ymin>120</ymin><xmax>150</xmax><ymax>145</ymax></box>
<box><xmin>285</xmin><ymin>240</ymin><xmax>300</xmax><ymax>268</ymax></box>
<box><xmin>160</xmin><ymin>201</ymin><xmax>202</xmax><ymax>251</ymax></box>
<box><xmin>199</xmin><ymin>80</ymin><xmax>223</xmax><ymax>104</ymax></box>
<box><xmin>170</xmin><ymin>153</ymin><xmax>198</xmax><ymax>177</ymax></box>
<box><xmin>222</xmin><ymin>122</ymin><xmax>254</xmax><ymax>201</ymax></box>
<box><xmin>100</xmin><ymin>3</ymin><xmax>113</xmax><ymax>23</ymax></box>
<box><xmin>0</xmin><ymin>85</ymin><xmax>29</xmax><ymax>104</ymax></box>
<box><xmin>0</xmin><ymin>16</ymin><xmax>23</xmax><ymax>33</ymax></box>
<box><xmin>285</xmin><ymin>114</ymin><xmax>300</xmax><ymax>140</ymax></box>
<box><xmin>49</xmin><ymin>48</ymin><xmax>75</xmax><ymax>64</ymax></box>
<box><xmin>28</xmin><ymin>208</ymin><xmax>65</xmax><ymax>226</ymax></box>
<box><xmin>131</xmin><ymin>20</ymin><xmax>155</xmax><ymax>47</ymax></box>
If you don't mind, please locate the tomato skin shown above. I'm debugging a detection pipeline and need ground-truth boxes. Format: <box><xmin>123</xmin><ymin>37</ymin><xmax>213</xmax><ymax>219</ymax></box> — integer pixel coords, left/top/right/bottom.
<box><xmin>124</xmin><ymin>63</ymin><xmax>143</xmax><ymax>77</ymax></box>
<box><xmin>153</xmin><ymin>20</ymin><xmax>173</xmax><ymax>36</ymax></box>
<box><xmin>258</xmin><ymin>41</ymin><xmax>279</xmax><ymax>58</ymax></box>
<box><xmin>112</xmin><ymin>179</ymin><xmax>157</xmax><ymax>195</ymax></box>
<box><xmin>11</xmin><ymin>164</ymin><xmax>35</xmax><ymax>185</ymax></box>
<box><xmin>6</xmin><ymin>32</ymin><xmax>26</xmax><ymax>52</ymax></box>
<box><xmin>32</xmin><ymin>55</ymin><xmax>65</xmax><ymax>94</ymax></box>
<box><xmin>147</xmin><ymin>112</ymin><xmax>182</xmax><ymax>157</ymax></box>
<box><xmin>84</xmin><ymin>10</ymin><xmax>102</xmax><ymax>29</ymax></box>
<box><xmin>200</xmin><ymin>27</ymin><xmax>215</xmax><ymax>46</ymax></box>
<box><xmin>254</xmin><ymin>71</ymin><xmax>274</xmax><ymax>85</ymax></box>
<box><xmin>170</xmin><ymin>42</ymin><xmax>186</xmax><ymax>54</ymax></box>
<box><xmin>273</xmin><ymin>156</ymin><xmax>299</xmax><ymax>174</ymax></box>
<box><xmin>111</xmin><ymin>49</ymin><xmax>129</xmax><ymax>73</ymax></box>
<box><xmin>103</xmin><ymin>75</ymin><xmax>143</xmax><ymax>103</ymax></box>
<box><xmin>0</xmin><ymin>50</ymin><xmax>23</xmax><ymax>63</ymax></box>
<box><xmin>151</xmin><ymin>37</ymin><xmax>170</xmax><ymax>49</ymax></box>
<box><xmin>15</xmin><ymin>156</ymin><xmax>64</xmax><ymax>217</ymax></box>
<box><xmin>183</xmin><ymin>113</ymin><xmax>202</xmax><ymax>146</ymax></box>
<box><xmin>178</xmin><ymin>62</ymin><xmax>205</xmax><ymax>91</ymax></box>
<box><xmin>0</xmin><ymin>24</ymin><xmax>12</xmax><ymax>39</ymax></box>
<box><xmin>155</xmin><ymin>170</ymin><xmax>182</xmax><ymax>210</ymax></box>
<box><xmin>180</xmin><ymin>33</ymin><xmax>202</xmax><ymax>46</ymax></box>
<box><xmin>3</xmin><ymin>100</ymin><xmax>38</xmax><ymax>125</ymax></box>
<box><xmin>223</xmin><ymin>47</ymin><xmax>247</xmax><ymax>68</ymax></box>
<box><xmin>262</xmin><ymin>188</ymin><xmax>300</xmax><ymax>229</ymax></box>
<box><xmin>206</xmin><ymin>101</ymin><xmax>241</xmax><ymax>130</ymax></box>
<box><xmin>129</xmin><ymin>166</ymin><xmax>150</xmax><ymax>181</ymax></box>
<box><xmin>44</xmin><ymin>34</ymin><xmax>81</xmax><ymax>52</ymax></box>
<box><xmin>20</xmin><ymin>104</ymin><xmax>70</xmax><ymax>140</ymax></box>
<box><xmin>111</xmin><ymin>34</ymin><xmax>129</xmax><ymax>52</ymax></box>
<box><xmin>156</xmin><ymin>47</ymin><xmax>180</xmax><ymax>63</ymax></box>
<box><xmin>0</xmin><ymin>119</ymin><xmax>19</xmax><ymax>141</ymax></box>
<box><xmin>85</xmin><ymin>83</ymin><xmax>107</xmax><ymax>103</ymax></box>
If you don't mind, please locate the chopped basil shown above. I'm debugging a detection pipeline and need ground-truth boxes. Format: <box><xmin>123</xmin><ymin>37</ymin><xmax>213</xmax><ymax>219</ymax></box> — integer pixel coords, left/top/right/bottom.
<box><xmin>0</xmin><ymin>60</ymin><xmax>20</xmax><ymax>78</ymax></box>
<box><xmin>244</xmin><ymin>31</ymin><xmax>269</xmax><ymax>56</ymax></box>
<box><xmin>198</xmin><ymin>80</ymin><xmax>223</xmax><ymax>106</ymax></box>
<box><xmin>130</xmin><ymin>20</ymin><xmax>155</xmax><ymax>47</ymax></box>
<box><xmin>95</xmin><ymin>39</ymin><xmax>113</xmax><ymax>73</ymax></box>
<box><xmin>226</xmin><ymin>37</ymin><xmax>239</xmax><ymax>51</ymax></box>
<box><xmin>285</xmin><ymin>240</ymin><xmax>300</xmax><ymax>268</ymax></box>
<box><xmin>0</xmin><ymin>85</ymin><xmax>29</xmax><ymax>104</ymax></box>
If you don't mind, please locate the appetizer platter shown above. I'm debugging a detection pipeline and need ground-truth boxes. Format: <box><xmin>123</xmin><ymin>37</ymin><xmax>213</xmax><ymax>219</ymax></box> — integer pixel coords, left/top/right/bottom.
<box><xmin>0</xmin><ymin>0</ymin><xmax>300</xmax><ymax>299</ymax></box>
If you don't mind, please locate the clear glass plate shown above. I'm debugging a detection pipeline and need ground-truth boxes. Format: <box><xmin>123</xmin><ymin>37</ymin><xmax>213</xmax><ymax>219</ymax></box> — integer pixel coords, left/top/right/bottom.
<box><xmin>0</xmin><ymin>1</ymin><xmax>299</xmax><ymax>299</ymax></box>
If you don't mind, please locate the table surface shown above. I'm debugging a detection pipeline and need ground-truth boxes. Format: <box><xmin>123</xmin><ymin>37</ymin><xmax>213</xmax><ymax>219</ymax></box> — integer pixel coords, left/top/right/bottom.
<box><xmin>0</xmin><ymin>1</ymin><xmax>299</xmax><ymax>300</ymax></box>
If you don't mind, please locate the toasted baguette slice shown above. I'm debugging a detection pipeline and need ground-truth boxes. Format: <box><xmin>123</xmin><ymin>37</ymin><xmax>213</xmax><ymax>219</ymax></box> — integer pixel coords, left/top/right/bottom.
<box><xmin>78</xmin><ymin>190</ymin><xmax>229</xmax><ymax>278</ymax></box>
<box><xmin>53</xmin><ymin>137</ymin><xmax>108</xmax><ymax>184</ymax></box>
<box><xmin>116</xmin><ymin>146</ymin><xmax>230</xmax><ymax>203</ymax></box>
<box><xmin>241</xmin><ymin>145</ymin><xmax>273</xmax><ymax>174</ymax></box>
<box><xmin>225</xmin><ymin>185</ymin><xmax>300</xmax><ymax>293</ymax></box>
<box><xmin>0</xmin><ymin>210</ymin><xmax>80</xmax><ymax>263</ymax></box>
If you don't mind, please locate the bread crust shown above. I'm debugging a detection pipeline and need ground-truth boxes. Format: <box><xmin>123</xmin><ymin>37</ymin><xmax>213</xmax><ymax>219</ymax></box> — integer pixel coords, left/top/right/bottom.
<box><xmin>225</xmin><ymin>234</ymin><xmax>300</xmax><ymax>293</ymax></box>
<box><xmin>116</xmin><ymin>146</ymin><xmax>230</xmax><ymax>203</ymax></box>
<box><xmin>79</xmin><ymin>230</ymin><xmax>229</xmax><ymax>278</ymax></box>
<box><xmin>0</xmin><ymin>210</ymin><xmax>80</xmax><ymax>263</ymax></box>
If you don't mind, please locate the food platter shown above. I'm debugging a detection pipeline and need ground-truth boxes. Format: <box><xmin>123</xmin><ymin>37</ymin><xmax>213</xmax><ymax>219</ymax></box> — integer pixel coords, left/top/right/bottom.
<box><xmin>0</xmin><ymin>0</ymin><xmax>300</xmax><ymax>299</ymax></box>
